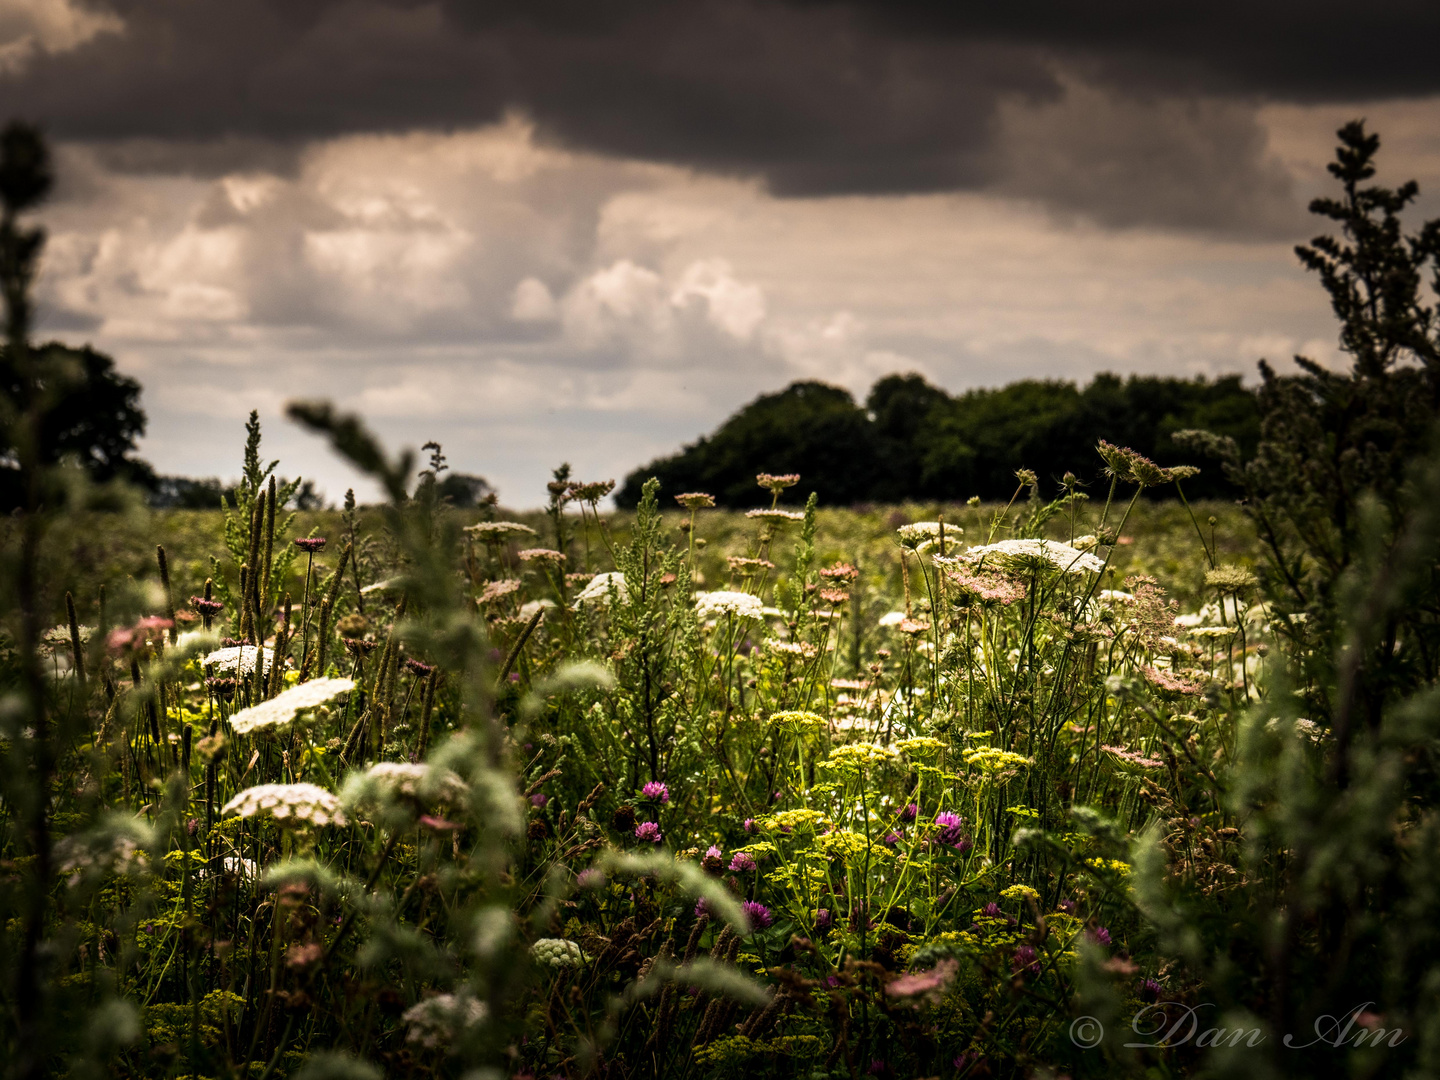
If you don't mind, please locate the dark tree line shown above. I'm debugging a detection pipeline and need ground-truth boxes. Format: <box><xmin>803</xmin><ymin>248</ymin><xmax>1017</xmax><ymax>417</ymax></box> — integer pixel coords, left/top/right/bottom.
<box><xmin>616</xmin><ymin>370</ymin><xmax>1260</xmax><ymax>507</ymax></box>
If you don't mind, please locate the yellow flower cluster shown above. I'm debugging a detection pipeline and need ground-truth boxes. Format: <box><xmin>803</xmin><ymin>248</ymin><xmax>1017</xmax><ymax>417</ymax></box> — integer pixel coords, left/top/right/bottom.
<box><xmin>769</xmin><ymin>710</ymin><xmax>828</xmax><ymax>729</ymax></box>
<box><xmin>763</xmin><ymin>808</ymin><xmax>831</xmax><ymax>831</ymax></box>
<box><xmin>895</xmin><ymin>736</ymin><xmax>946</xmax><ymax>756</ymax></box>
<box><xmin>999</xmin><ymin>884</ymin><xmax>1040</xmax><ymax>902</ymax></box>
<box><xmin>822</xmin><ymin>743</ymin><xmax>901</xmax><ymax>774</ymax></box>
<box><xmin>1085</xmin><ymin>857</ymin><xmax>1131</xmax><ymax>876</ymax></box>
<box><xmin>962</xmin><ymin>747</ymin><xmax>1032</xmax><ymax>774</ymax></box>
<box><xmin>817</xmin><ymin>829</ymin><xmax>892</xmax><ymax>864</ymax></box>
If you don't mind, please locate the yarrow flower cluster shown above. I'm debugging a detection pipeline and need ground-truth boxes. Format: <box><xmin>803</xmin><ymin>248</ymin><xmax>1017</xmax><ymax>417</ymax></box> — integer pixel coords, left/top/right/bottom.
<box><xmin>478</xmin><ymin>579</ymin><xmax>521</xmax><ymax>605</ymax></box>
<box><xmin>226</xmin><ymin>677</ymin><xmax>354</xmax><ymax>735</ymax></box>
<box><xmin>532</xmin><ymin>938</ymin><xmax>585</xmax><ymax>968</ymax></box>
<box><xmin>695</xmin><ymin>590</ymin><xmax>764</xmax><ymax>620</ymax></box>
<box><xmin>222</xmin><ymin>783</ymin><xmax>347</xmax><ymax>827</ymax></box>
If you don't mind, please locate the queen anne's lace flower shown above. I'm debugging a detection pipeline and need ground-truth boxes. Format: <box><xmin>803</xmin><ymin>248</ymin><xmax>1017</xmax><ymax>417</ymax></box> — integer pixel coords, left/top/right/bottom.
<box><xmin>355</xmin><ymin>762</ymin><xmax>468</xmax><ymax>804</ymax></box>
<box><xmin>962</xmin><ymin>539</ymin><xmax>1105</xmax><ymax>575</ymax></box>
<box><xmin>573</xmin><ymin>572</ymin><xmax>627</xmax><ymax>607</ymax></box>
<box><xmin>203</xmin><ymin>645</ymin><xmax>275</xmax><ymax>676</ymax></box>
<box><xmin>402</xmin><ymin>991</ymin><xmax>488</xmax><ymax>1047</ymax></box>
<box><xmin>745</xmin><ymin>508</ymin><xmax>805</xmax><ymax>523</ymax></box>
<box><xmin>222</xmin><ymin>783</ymin><xmax>348</xmax><ymax>827</ymax></box>
<box><xmin>532</xmin><ymin>938</ymin><xmax>585</xmax><ymax>968</ymax></box>
<box><xmin>465</xmin><ymin>521</ymin><xmax>537</xmax><ymax>541</ymax></box>
<box><xmin>695</xmin><ymin>590</ymin><xmax>764</xmax><ymax>620</ymax></box>
<box><xmin>227</xmin><ymin>677</ymin><xmax>355</xmax><ymax>735</ymax></box>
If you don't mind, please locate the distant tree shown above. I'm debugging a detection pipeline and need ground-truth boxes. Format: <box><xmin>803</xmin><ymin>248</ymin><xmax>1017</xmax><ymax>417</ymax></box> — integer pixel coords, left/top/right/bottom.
<box><xmin>436</xmin><ymin>472</ymin><xmax>493</xmax><ymax>508</ymax></box>
<box><xmin>616</xmin><ymin>381</ymin><xmax>880</xmax><ymax>507</ymax></box>
<box><xmin>0</xmin><ymin>340</ymin><xmax>153</xmax><ymax>506</ymax></box>
<box><xmin>621</xmin><ymin>371</ymin><xmax>1259</xmax><ymax>507</ymax></box>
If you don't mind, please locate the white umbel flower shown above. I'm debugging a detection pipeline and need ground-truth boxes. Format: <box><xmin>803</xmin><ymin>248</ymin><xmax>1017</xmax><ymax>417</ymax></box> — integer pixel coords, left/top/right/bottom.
<box><xmin>532</xmin><ymin>938</ymin><xmax>585</xmax><ymax>968</ymax></box>
<box><xmin>203</xmin><ymin>645</ymin><xmax>275</xmax><ymax>675</ymax></box>
<box><xmin>695</xmin><ymin>590</ymin><xmax>764</xmax><ymax>620</ymax></box>
<box><xmin>464</xmin><ymin>521</ymin><xmax>537</xmax><ymax>541</ymax></box>
<box><xmin>962</xmin><ymin>539</ymin><xmax>1105</xmax><ymax>575</ymax></box>
<box><xmin>572</xmin><ymin>572</ymin><xmax>627</xmax><ymax>607</ymax></box>
<box><xmin>227</xmin><ymin>677</ymin><xmax>355</xmax><ymax>735</ymax></box>
<box><xmin>222</xmin><ymin>783</ymin><xmax>347</xmax><ymax>827</ymax></box>
<box><xmin>402</xmin><ymin>991</ymin><xmax>488</xmax><ymax>1047</ymax></box>
<box><xmin>347</xmin><ymin>761</ymin><xmax>468</xmax><ymax>805</ymax></box>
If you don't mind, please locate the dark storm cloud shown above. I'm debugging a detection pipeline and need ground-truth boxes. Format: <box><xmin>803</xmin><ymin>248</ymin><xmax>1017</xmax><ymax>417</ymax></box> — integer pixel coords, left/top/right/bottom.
<box><xmin>6</xmin><ymin>0</ymin><xmax>1437</xmax><ymax>226</ymax></box>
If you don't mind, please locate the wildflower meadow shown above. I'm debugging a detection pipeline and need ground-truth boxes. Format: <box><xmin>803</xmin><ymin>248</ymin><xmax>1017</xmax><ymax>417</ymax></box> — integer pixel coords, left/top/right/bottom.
<box><xmin>3</xmin><ymin>121</ymin><xmax>1440</xmax><ymax>1080</ymax></box>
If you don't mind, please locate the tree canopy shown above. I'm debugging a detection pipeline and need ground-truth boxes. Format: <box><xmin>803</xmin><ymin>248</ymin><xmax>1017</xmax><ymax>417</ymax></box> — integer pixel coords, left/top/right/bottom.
<box><xmin>617</xmin><ymin>370</ymin><xmax>1260</xmax><ymax>506</ymax></box>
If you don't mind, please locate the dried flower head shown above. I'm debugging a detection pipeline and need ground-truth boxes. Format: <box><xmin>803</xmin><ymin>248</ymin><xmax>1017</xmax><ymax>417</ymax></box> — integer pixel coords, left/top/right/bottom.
<box><xmin>727</xmin><ymin>556</ymin><xmax>775</xmax><ymax>573</ymax></box>
<box><xmin>519</xmin><ymin>548</ymin><xmax>566</xmax><ymax>565</ymax></box>
<box><xmin>675</xmin><ymin>492</ymin><xmax>716</xmax><ymax>509</ymax></box>
<box><xmin>1204</xmin><ymin>565</ymin><xmax>1258</xmax><ymax>593</ymax></box>
<box><xmin>568</xmin><ymin>479</ymin><xmax>615</xmax><ymax>503</ymax></box>
<box><xmin>294</xmin><ymin>537</ymin><xmax>327</xmax><ymax>553</ymax></box>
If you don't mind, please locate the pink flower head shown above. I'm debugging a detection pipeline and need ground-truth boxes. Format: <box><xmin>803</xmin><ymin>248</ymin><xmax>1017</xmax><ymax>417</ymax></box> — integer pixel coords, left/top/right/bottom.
<box><xmin>576</xmin><ymin>868</ymin><xmax>605</xmax><ymax>889</ymax></box>
<box><xmin>741</xmin><ymin>900</ymin><xmax>773</xmax><ymax>932</ymax></box>
<box><xmin>529</xmin><ymin>793</ymin><xmax>548</xmax><ymax>807</ymax></box>
<box><xmin>899</xmin><ymin>802</ymin><xmax>918</xmax><ymax>823</ymax></box>
<box><xmin>729</xmin><ymin>852</ymin><xmax>757</xmax><ymax>873</ymax></box>
<box><xmin>883</xmin><ymin>831</ymin><xmax>902</xmax><ymax>846</ymax></box>
<box><xmin>885</xmin><ymin>958</ymin><xmax>958</xmax><ymax>1003</ymax></box>
<box><xmin>933</xmin><ymin>811</ymin><xmax>966</xmax><ymax>846</ymax></box>
<box><xmin>1012</xmin><ymin>944</ymin><xmax>1039</xmax><ymax>973</ymax></box>
<box><xmin>641</xmin><ymin>781</ymin><xmax>670</xmax><ymax>804</ymax></box>
<box><xmin>982</xmin><ymin>902</ymin><xmax>1003</xmax><ymax>918</ymax></box>
<box><xmin>634</xmin><ymin>821</ymin><xmax>663</xmax><ymax>844</ymax></box>
<box><xmin>743</xmin><ymin>818</ymin><xmax>757</xmax><ymax>833</ymax></box>
<box><xmin>1089</xmin><ymin>926</ymin><xmax>1112</xmax><ymax>947</ymax></box>
<box><xmin>294</xmin><ymin>537</ymin><xmax>327</xmax><ymax>552</ymax></box>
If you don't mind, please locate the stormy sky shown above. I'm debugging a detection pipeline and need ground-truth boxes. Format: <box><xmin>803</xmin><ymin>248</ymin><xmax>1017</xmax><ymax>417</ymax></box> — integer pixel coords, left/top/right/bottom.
<box><xmin>5</xmin><ymin>0</ymin><xmax>1440</xmax><ymax>504</ymax></box>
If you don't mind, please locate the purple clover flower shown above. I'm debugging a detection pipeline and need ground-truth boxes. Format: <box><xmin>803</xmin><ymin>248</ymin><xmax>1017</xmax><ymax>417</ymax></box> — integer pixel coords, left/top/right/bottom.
<box><xmin>1089</xmin><ymin>926</ymin><xmax>1112</xmax><ymax>947</ymax></box>
<box><xmin>529</xmin><ymin>793</ymin><xmax>548</xmax><ymax>807</ymax></box>
<box><xmin>1012</xmin><ymin>944</ymin><xmax>1039</xmax><ymax>972</ymax></box>
<box><xmin>815</xmin><ymin>908</ymin><xmax>832</xmax><ymax>930</ymax></box>
<box><xmin>982</xmin><ymin>902</ymin><xmax>1003</xmax><ymax>918</ymax></box>
<box><xmin>742</xmin><ymin>900</ymin><xmax>773</xmax><ymax>932</ymax></box>
<box><xmin>743</xmin><ymin>818</ymin><xmax>757</xmax><ymax>833</ymax></box>
<box><xmin>1140</xmin><ymin>977</ymin><xmax>1163</xmax><ymax>1001</ymax></box>
<box><xmin>933</xmin><ymin>811</ymin><xmax>966</xmax><ymax>846</ymax></box>
<box><xmin>729</xmin><ymin>852</ymin><xmax>757</xmax><ymax>873</ymax></box>
<box><xmin>634</xmin><ymin>821</ymin><xmax>662</xmax><ymax>844</ymax></box>
<box><xmin>899</xmin><ymin>802</ymin><xmax>918</xmax><ymax>823</ymax></box>
<box><xmin>641</xmin><ymin>781</ymin><xmax>670</xmax><ymax>803</ymax></box>
<box><xmin>883</xmin><ymin>831</ymin><xmax>902</xmax><ymax>846</ymax></box>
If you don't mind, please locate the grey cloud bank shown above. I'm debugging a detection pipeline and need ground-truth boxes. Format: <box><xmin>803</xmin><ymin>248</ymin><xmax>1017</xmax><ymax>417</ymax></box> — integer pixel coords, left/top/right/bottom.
<box><xmin>5</xmin><ymin>0</ymin><xmax>1440</xmax><ymax>504</ymax></box>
